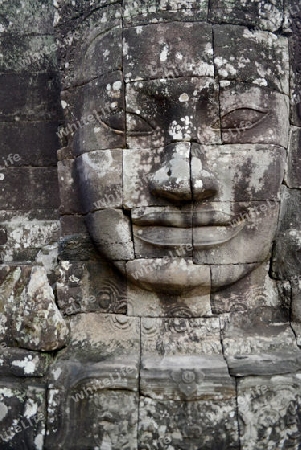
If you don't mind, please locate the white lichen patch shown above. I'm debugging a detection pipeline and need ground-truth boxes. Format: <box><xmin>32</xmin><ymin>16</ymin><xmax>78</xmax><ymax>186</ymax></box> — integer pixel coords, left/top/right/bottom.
<box><xmin>0</xmin><ymin>401</ymin><xmax>8</xmax><ymax>420</ymax></box>
<box><xmin>12</xmin><ymin>355</ymin><xmax>38</xmax><ymax>375</ymax></box>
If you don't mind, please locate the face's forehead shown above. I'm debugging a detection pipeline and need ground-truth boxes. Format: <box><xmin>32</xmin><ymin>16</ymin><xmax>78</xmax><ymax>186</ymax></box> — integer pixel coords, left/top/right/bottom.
<box><xmin>122</xmin><ymin>22</ymin><xmax>289</xmax><ymax>93</ymax></box>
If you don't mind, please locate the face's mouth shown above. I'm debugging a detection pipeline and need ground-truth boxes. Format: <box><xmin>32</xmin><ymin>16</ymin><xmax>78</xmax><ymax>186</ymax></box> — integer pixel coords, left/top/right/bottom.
<box><xmin>132</xmin><ymin>208</ymin><xmax>244</xmax><ymax>249</ymax></box>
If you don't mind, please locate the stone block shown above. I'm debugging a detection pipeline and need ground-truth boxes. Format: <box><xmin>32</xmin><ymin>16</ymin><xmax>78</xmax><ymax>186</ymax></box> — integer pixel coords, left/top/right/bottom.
<box><xmin>287</xmin><ymin>127</ymin><xmax>301</xmax><ymax>188</ymax></box>
<box><xmin>0</xmin><ymin>73</ymin><xmax>61</xmax><ymax>121</ymax></box>
<box><xmin>0</xmin><ymin>35</ymin><xmax>57</xmax><ymax>73</ymax></box>
<box><xmin>141</xmin><ymin>317</ymin><xmax>222</xmax><ymax>357</ymax></box>
<box><xmin>209</xmin><ymin>0</ymin><xmax>283</xmax><ymax>32</ymax></box>
<box><xmin>123</xmin><ymin>0</ymin><xmax>208</xmax><ymax>26</ymax></box>
<box><xmin>55</xmin><ymin>4</ymin><xmax>122</xmax><ymax>89</ymax></box>
<box><xmin>214</xmin><ymin>25</ymin><xmax>289</xmax><ymax>94</ymax></box>
<box><xmin>126</xmin><ymin>258</ymin><xmax>211</xmax><ymax>295</ymax></box>
<box><xmin>127</xmin><ymin>275</ymin><xmax>211</xmax><ymax>317</ymax></box>
<box><xmin>63</xmin><ymin>313</ymin><xmax>140</xmax><ymax>360</ymax></box>
<box><xmin>86</xmin><ymin>209</ymin><xmax>135</xmax><ymax>261</ymax></box>
<box><xmin>138</xmin><ymin>396</ymin><xmax>239</xmax><ymax>449</ymax></box>
<box><xmin>11</xmin><ymin>266</ymin><xmax>69</xmax><ymax>351</ymax></box>
<box><xmin>63</xmin><ymin>71</ymin><xmax>125</xmax><ymax>154</ymax></box>
<box><xmin>0</xmin><ymin>168</ymin><xmax>60</xmax><ymax>210</ymax></box>
<box><xmin>0</xmin><ymin>383</ymin><xmax>46</xmax><ymax>450</ymax></box>
<box><xmin>0</xmin><ymin>219</ymin><xmax>59</xmax><ymax>263</ymax></box>
<box><xmin>211</xmin><ymin>262</ymin><xmax>281</xmax><ymax>313</ymax></box>
<box><xmin>222</xmin><ymin>307</ymin><xmax>301</xmax><ymax>358</ymax></box>
<box><xmin>45</xmin><ymin>386</ymin><xmax>138</xmax><ymax>450</ymax></box>
<box><xmin>140</xmin><ymin>354</ymin><xmax>235</xmax><ymax>400</ymax></box>
<box><xmin>57</xmin><ymin>159</ymin><xmax>82</xmax><ymax>214</ymax></box>
<box><xmin>193</xmin><ymin>201</ymin><xmax>280</xmax><ymax>265</ymax></box>
<box><xmin>56</xmin><ymin>260</ymin><xmax>127</xmax><ymax>315</ymax></box>
<box><xmin>0</xmin><ymin>0</ymin><xmax>53</xmax><ymax>35</ymax></box>
<box><xmin>0</xmin><ymin>122</ymin><xmax>60</xmax><ymax>167</ymax></box>
<box><xmin>0</xmin><ymin>348</ymin><xmax>49</xmax><ymax>377</ymax></box>
<box><xmin>123</xmin><ymin>22</ymin><xmax>213</xmax><ymax>81</ymax></box>
<box><xmin>237</xmin><ymin>374</ymin><xmax>301</xmax><ymax>449</ymax></box>
<box><xmin>193</xmin><ymin>144</ymin><xmax>285</xmax><ymax>202</ymax></box>
<box><xmin>73</xmin><ymin>27</ymin><xmax>122</xmax><ymax>85</ymax></box>
<box><xmin>76</xmin><ymin>149</ymin><xmax>123</xmax><ymax>213</ymax></box>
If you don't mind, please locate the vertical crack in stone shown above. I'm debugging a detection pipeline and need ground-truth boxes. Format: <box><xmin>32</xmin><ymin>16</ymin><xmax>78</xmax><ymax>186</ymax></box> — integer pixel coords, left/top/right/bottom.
<box><xmin>235</xmin><ymin>377</ymin><xmax>242</xmax><ymax>450</ymax></box>
<box><xmin>137</xmin><ymin>316</ymin><xmax>142</xmax><ymax>446</ymax></box>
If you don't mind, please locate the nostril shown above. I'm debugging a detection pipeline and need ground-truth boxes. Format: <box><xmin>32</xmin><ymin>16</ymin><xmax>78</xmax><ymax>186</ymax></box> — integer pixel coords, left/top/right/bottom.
<box><xmin>167</xmin><ymin>169</ymin><xmax>172</xmax><ymax>176</ymax></box>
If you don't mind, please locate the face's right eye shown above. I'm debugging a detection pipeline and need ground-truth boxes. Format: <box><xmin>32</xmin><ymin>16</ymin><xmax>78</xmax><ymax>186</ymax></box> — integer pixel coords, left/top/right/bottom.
<box><xmin>101</xmin><ymin>111</ymin><xmax>125</xmax><ymax>133</ymax></box>
<box><xmin>127</xmin><ymin>113</ymin><xmax>154</xmax><ymax>135</ymax></box>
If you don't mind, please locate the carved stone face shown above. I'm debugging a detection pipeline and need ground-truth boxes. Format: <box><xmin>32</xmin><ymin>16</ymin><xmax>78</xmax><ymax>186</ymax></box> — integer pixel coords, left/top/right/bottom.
<box><xmin>76</xmin><ymin>22</ymin><xmax>289</xmax><ymax>295</ymax></box>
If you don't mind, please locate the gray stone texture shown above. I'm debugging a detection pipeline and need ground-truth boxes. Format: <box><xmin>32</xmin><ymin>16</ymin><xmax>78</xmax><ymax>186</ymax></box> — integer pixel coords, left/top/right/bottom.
<box><xmin>0</xmin><ymin>0</ymin><xmax>301</xmax><ymax>449</ymax></box>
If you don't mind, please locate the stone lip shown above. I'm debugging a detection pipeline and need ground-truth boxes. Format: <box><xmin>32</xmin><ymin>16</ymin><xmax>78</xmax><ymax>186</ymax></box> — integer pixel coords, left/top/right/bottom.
<box><xmin>140</xmin><ymin>355</ymin><xmax>235</xmax><ymax>401</ymax></box>
<box><xmin>134</xmin><ymin>223</ymin><xmax>244</xmax><ymax>247</ymax></box>
<box><xmin>49</xmin><ymin>356</ymin><xmax>139</xmax><ymax>392</ymax></box>
<box><xmin>227</xmin><ymin>351</ymin><xmax>301</xmax><ymax>377</ymax></box>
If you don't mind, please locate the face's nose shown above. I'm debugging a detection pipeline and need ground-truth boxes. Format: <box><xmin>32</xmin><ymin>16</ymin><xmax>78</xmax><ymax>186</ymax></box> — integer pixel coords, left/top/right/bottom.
<box><xmin>149</xmin><ymin>142</ymin><xmax>191</xmax><ymax>203</ymax></box>
<box><xmin>149</xmin><ymin>142</ymin><xmax>218</xmax><ymax>204</ymax></box>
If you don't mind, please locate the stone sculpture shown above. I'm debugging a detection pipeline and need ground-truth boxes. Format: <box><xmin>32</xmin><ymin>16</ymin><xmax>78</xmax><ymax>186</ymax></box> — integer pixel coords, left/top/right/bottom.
<box><xmin>0</xmin><ymin>0</ymin><xmax>301</xmax><ymax>449</ymax></box>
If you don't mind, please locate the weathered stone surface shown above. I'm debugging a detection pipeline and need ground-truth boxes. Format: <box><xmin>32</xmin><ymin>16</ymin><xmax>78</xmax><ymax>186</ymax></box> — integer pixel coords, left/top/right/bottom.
<box><xmin>193</xmin><ymin>202</ymin><xmax>280</xmax><ymax>265</ymax></box>
<box><xmin>126</xmin><ymin>77</ymin><xmax>220</xmax><ymax>149</ymax></box>
<box><xmin>46</xmin><ymin>386</ymin><xmax>138</xmax><ymax>450</ymax></box>
<box><xmin>221</xmin><ymin>309</ymin><xmax>301</xmax><ymax>376</ymax></box>
<box><xmin>57</xmin><ymin>260</ymin><xmax>127</xmax><ymax>315</ymax></box>
<box><xmin>0</xmin><ymin>122</ymin><xmax>59</xmax><ymax>167</ymax></box>
<box><xmin>139</xmin><ymin>396</ymin><xmax>239</xmax><ymax>449</ymax></box>
<box><xmin>0</xmin><ymin>35</ymin><xmax>57</xmax><ymax>73</ymax></box>
<box><xmin>209</xmin><ymin>0</ymin><xmax>284</xmax><ymax>32</ymax></box>
<box><xmin>57</xmin><ymin>159</ymin><xmax>82</xmax><ymax>215</ymax></box>
<box><xmin>287</xmin><ymin>127</ymin><xmax>301</xmax><ymax>188</ymax></box>
<box><xmin>0</xmin><ymin>73</ymin><xmax>61</xmax><ymax>121</ymax></box>
<box><xmin>86</xmin><ymin>209</ymin><xmax>135</xmax><ymax>261</ymax></box>
<box><xmin>73</xmin><ymin>27</ymin><xmax>122</xmax><ymax>85</ymax></box>
<box><xmin>227</xmin><ymin>351</ymin><xmax>301</xmax><ymax>377</ymax></box>
<box><xmin>0</xmin><ymin>0</ymin><xmax>53</xmax><ymax>35</ymax></box>
<box><xmin>214</xmin><ymin>25</ymin><xmax>289</xmax><ymax>94</ymax></box>
<box><xmin>211</xmin><ymin>262</ymin><xmax>281</xmax><ymax>313</ymax></box>
<box><xmin>123</xmin><ymin>0</ymin><xmax>208</xmax><ymax>25</ymax></box>
<box><xmin>62</xmin><ymin>71</ymin><xmax>125</xmax><ymax>154</ymax></box>
<box><xmin>237</xmin><ymin>374</ymin><xmax>301</xmax><ymax>449</ymax></box>
<box><xmin>219</xmin><ymin>83</ymin><xmax>289</xmax><ymax>147</ymax></box>
<box><xmin>287</xmin><ymin>0</ymin><xmax>301</xmax><ymax>126</ymax></box>
<box><xmin>141</xmin><ymin>317</ymin><xmax>222</xmax><ymax>356</ymax></box>
<box><xmin>0</xmin><ymin>219</ymin><xmax>59</xmax><ymax>262</ymax></box>
<box><xmin>0</xmin><ymin>383</ymin><xmax>46</xmax><ymax>450</ymax></box>
<box><xmin>127</xmin><ymin>258</ymin><xmax>211</xmax><ymax>294</ymax></box>
<box><xmin>76</xmin><ymin>150</ymin><xmax>123</xmax><ymax>213</ymax></box>
<box><xmin>12</xmin><ymin>266</ymin><xmax>69</xmax><ymax>351</ymax></box>
<box><xmin>272</xmin><ymin>188</ymin><xmax>301</xmax><ymax>297</ymax></box>
<box><xmin>55</xmin><ymin>3</ymin><xmax>122</xmax><ymax>89</ymax></box>
<box><xmin>191</xmin><ymin>144</ymin><xmax>285</xmax><ymax>202</ymax></box>
<box><xmin>0</xmin><ymin>168</ymin><xmax>60</xmax><ymax>211</ymax></box>
<box><xmin>0</xmin><ymin>348</ymin><xmax>49</xmax><ymax>377</ymax></box>
<box><xmin>141</xmin><ymin>354</ymin><xmax>235</xmax><ymax>400</ymax></box>
<box><xmin>127</xmin><ymin>271</ymin><xmax>211</xmax><ymax>317</ymax></box>
<box><xmin>62</xmin><ymin>313</ymin><xmax>140</xmax><ymax>360</ymax></box>
<box><xmin>12</xmin><ymin>2</ymin><xmax>298</xmax><ymax>449</ymax></box>
<box><xmin>123</xmin><ymin>22</ymin><xmax>213</xmax><ymax>81</ymax></box>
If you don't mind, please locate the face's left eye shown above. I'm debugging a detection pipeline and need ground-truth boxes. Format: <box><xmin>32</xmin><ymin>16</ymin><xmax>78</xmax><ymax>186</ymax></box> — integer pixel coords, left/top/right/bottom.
<box><xmin>221</xmin><ymin>108</ymin><xmax>268</xmax><ymax>130</ymax></box>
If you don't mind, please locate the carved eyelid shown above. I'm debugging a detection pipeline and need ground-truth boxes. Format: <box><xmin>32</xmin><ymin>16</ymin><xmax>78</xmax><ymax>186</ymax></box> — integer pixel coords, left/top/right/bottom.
<box><xmin>220</xmin><ymin>107</ymin><xmax>269</xmax><ymax>130</ymax></box>
<box><xmin>127</xmin><ymin>112</ymin><xmax>156</xmax><ymax>135</ymax></box>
